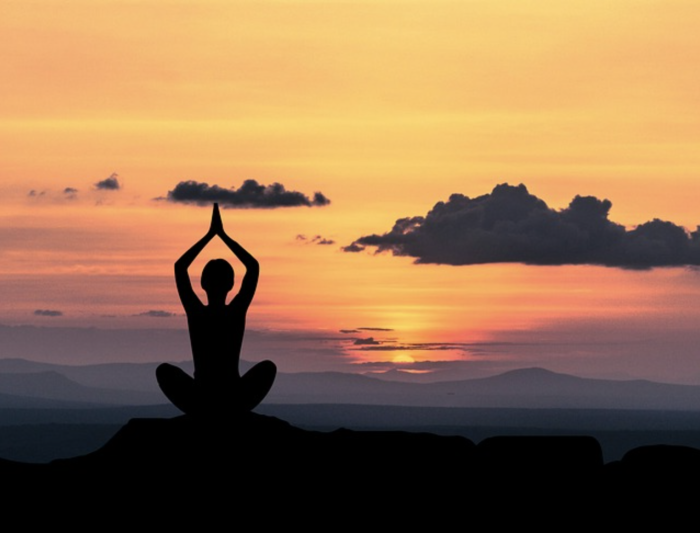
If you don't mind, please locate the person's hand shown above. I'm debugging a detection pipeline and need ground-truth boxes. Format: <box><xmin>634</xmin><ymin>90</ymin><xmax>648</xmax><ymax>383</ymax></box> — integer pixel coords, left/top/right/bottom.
<box><xmin>210</xmin><ymin>203</ymin><xmax>224</xmax><ymax>236</ymax></box>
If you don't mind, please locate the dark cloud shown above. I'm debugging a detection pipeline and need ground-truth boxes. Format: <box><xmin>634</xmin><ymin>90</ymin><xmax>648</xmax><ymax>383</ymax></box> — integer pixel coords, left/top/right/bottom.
<box><xmin>135</xmin><ymin>310</ymin><xmax>177</xmax><ymax>318</ymax></box>
<box><xmin>353</xmin><ymin>337</ymin><xmax>380</xmax><ymax>346</ymax></box>
<box><xmin>340</xmin><ymin>329</ymin><xmax>360</xmax><ymax>334</ymax></box>
<box><xmin>358</xmin><ymin>327</ymin><xmax>394</xmax><ymax>332</ymax></box>
<box><xmin>345</xmin><ymin>183</ymin><xmax>700</xmax><ymax>269</ymax></box>
<box><xmin>297</xmin><ymin>234</ymin><xmax>336</xmax><ymax>245</ymax></box>
<box><xmin>94</xmin><ymin>173</ymin><xmax>121</xmax><ymax>190</ymax></box>
<box><xmin>341</xmin><ymin>243</ymin><xmax>365</xmax><ymax>253</ymax></box>
<box><xmin>34</xmin><ymin>309</ymin><xmax>63</xmax><ymax>317</ymax></box>
<box><xmin>165</xmin><ymin>180</ymin><xmax>330</xmax><ymax>209</ymax></box>
<box><xmin>27</xmin><ymin>188</ymin><xmax>78</xmax><ymax>201</ymax></box>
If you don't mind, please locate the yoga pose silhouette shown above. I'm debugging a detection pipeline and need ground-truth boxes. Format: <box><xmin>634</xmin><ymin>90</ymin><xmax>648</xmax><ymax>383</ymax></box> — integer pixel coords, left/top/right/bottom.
<box><xmin>156</xmin><ymin>203</ymin><xmax>276</xmax><ymax>415</ymax></box>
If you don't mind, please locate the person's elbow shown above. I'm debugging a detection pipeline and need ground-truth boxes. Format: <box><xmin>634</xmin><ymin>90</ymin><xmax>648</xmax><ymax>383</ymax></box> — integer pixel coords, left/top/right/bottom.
<box><xmin>174</xmin><ymin>259</ymin><xmax>188</xmax><ymax>275</ymax></box>
<box><xmin>247</xmin><ymin>258</ymin><xmax>260</xmax><ymax>275</ymax></box>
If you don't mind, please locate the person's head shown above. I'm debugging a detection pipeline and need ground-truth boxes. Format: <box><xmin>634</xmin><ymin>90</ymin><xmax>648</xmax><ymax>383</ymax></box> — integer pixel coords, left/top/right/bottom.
<box><xmin>201</xmin><ymin>259</ymin><xmax>234</xmax><ymax>299</ymax></box>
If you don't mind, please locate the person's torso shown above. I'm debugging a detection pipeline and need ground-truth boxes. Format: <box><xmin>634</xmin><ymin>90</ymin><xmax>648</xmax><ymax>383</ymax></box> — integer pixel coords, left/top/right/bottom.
<box><xmin>186</xmin><ymin>301</ymin><xmax>246</xmax><ymax>381</ymax></box>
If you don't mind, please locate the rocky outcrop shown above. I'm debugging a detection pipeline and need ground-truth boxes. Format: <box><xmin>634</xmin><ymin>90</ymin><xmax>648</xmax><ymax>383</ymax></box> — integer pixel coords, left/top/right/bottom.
<box><xmin>2</xmin><ymin>414</ymin><xmax>698</xmax><ymax>518</ymax></box>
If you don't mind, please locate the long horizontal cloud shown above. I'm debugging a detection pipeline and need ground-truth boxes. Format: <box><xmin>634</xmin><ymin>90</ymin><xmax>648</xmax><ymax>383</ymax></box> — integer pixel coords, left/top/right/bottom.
<box><xmin>344</xmin><ymin>183</ymin><xmax>700</xmax><ymax>269</ymax></box>
<box><xmin>34</xmin><ymin>309</ymin><xmax>63</xmax><ymax>317</ymax></box>
<box><xmin>353</xmin><ymin>343</ymin><xmax>468</xmax><ymax>352</ymax></box>
<box><xmin>166</xmin><ymin>180</ymin><xmax>330</xmax><ymax>208</ymax></box>
<box><xmin>134</xmin><ymin>310</ymin><xmax>177</xmax><ymax>318</ymax></box>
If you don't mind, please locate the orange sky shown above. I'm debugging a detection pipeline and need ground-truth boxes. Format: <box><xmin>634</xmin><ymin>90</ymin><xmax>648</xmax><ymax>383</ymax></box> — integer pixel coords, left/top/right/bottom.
<box><xmin>2</xmin><ymin>1</ymin><xmax>700</xmax><ymax>382</ymax></box>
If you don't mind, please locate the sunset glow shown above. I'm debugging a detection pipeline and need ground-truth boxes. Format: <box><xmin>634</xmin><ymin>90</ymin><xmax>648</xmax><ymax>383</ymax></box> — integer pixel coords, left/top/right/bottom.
<box><xmin>2</xmin><ymin>1</ymin><xmax>700</xmax><ymax>383</ymax></box>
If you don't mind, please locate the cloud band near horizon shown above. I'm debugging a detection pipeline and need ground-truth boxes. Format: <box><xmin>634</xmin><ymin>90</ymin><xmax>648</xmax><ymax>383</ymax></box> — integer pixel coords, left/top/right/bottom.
<box><xmin>344</xmin><ymin>183</ymin><xmax>700</xmax><ymax>269</ymax></box>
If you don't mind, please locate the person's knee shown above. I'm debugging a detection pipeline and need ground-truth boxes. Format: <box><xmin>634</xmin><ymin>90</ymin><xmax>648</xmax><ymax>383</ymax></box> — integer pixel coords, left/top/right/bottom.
<box><xmin>156</xmin><ymin>363</ymin><xmax>175</xmax><ymax>383</ymax></box>
<box><xmin>156</xmin><ymin>363</ymin><xmax>190</xmax><ymax>386</ymax></box>
<box><xmin>259</xmin><ymin>360</ymin><xmax>277</xmax><ymax>375</ymax></box>
<box><xmin>255</xmin><ymin>360</ymin><xmax>277</xmax><ymax>382</ymax></box>
<box><xmin>244</xmin><ymin>360</ymin><xmax>277</xmax><ymax>386</ymax></box>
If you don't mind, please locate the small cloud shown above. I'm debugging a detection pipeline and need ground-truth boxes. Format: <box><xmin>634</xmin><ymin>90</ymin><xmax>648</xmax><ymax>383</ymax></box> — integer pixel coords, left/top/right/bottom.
<box><xmin>298</xmin><ymin>234</ymin><xmax>336</xmax><ymax>245</ymax></box>
<box><xmin>63</xmin><ymin>187</ymin><xmax>78</xmax><ymax>199</ymax></box>
<box><xmin>340</xmin><ymin>329</ymin><xmax>360</xmax><ymax>334</ymax></box>
<box><xmin>135</xmin><ymin>310</ymin><xmax>177</xmax><ymax>318</ymax></box>
<box><xmin>353</xmin><ymin>337</ymin><xmax>380</xmax><ymax>346</ymax></box>
<box><xmin>95</xmin><ymin>173</ymin><xmax>121</xmax><ymax>191</ymax></box>
<box><xmin>342</xmin><ymin>243</ymin><xmax>365</xmax><ymax>253</ymax></box>
<box><xmin>165</xmin><ymin>179</ymin><xmax>330</xmax><ymax>209</ymax></box>
<box><xmin>358</xmin><ymin>327</ymin><xmax>394</xmax><ymax>332</ymax></box>
<box><xmin>314</xmin><ymin>236</ymin><xmax>335</xmax><ymax>245</ymax></box>
<box><xmin>28</xmin><ymin>190</ymin><xmax>46</xmax><ymax>197</ymax></box>
<box><xmin>313</xmin><ymin>192</ymin><xmax>331</xmax><ymax>206</ymax></box>
<box><xmin>34</xmin><ymin>309</ymin><xmax>63</xmax><ymax>317</ymax></box>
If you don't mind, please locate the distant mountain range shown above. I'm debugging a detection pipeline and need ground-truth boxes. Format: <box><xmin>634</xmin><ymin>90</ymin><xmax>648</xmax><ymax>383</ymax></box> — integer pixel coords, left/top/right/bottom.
<box><xmin>0</xmin><ymin>358</ymin><xmax>699</xmax><ymax>410</ymax></box>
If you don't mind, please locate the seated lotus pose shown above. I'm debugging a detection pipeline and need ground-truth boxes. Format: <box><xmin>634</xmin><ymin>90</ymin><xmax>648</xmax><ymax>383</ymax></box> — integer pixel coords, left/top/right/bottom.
<box><xmin>156</xmin><ymin>203</ymin><xmax>276</xmax><ymax>415</ymax></box>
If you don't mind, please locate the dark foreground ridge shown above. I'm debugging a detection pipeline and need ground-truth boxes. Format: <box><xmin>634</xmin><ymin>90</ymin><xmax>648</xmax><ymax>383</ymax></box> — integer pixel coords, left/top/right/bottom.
<box><xmin>2</xmin><ymin>412</ymin><xmax>699</xmax><ymax>516</ymax></box>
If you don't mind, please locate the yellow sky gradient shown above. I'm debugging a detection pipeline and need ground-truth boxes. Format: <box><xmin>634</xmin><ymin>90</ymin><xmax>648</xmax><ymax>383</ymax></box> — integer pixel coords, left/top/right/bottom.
<box><xmin>2</xmin><ymin>1</ymin><xmax>700</xmax><ymax>381</ymax></box>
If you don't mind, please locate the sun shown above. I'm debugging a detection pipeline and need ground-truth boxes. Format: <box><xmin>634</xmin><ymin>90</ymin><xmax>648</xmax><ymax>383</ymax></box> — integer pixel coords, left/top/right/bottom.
<box><xmin>392</xmin><ymin>354</ymin><xmax>415</xmax><ymax>364</ymax></box>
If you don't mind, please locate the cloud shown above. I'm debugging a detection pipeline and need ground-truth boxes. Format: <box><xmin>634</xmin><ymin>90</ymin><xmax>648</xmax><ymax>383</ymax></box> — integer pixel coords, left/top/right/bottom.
<box><xmin>94</xmin><ymin>173</ymin><xmax>121</xmax><ymax>190</ymax></box>
<box><xmin>63</xmin><ymin>187</ymin><xmax>78</xmax><ymax>199</ymax></box>
<box><xmin>353</xmin><ymin>343</ymin><xmax>466</xmax><ymax>352</ymax></box>
<box><xmin>165</xmin><ymin>180</ymin><xmax>330</xmax><ymax>209</ymax></box>
<box><xmin>353</xmin><ymin>337</ymin><xmax>381</xmax><ymax>346</ymax></box>
<box><xmin>135</xmin><ymin>310</ymin><xmax>177</xmax><ymax>318</ymax></box>
<box><xmin>355</xmin><ymin>360</ymin><xmax>470</xmax><ymax>371</ymax></box>
<box><xmin>340</xmin><ymin>327</ymin><xmax>393</xmax><ymax>334</ymax></box>
<box><xmin>344</xmin><ymin>183</ymin><xmax>700</xmax><ymax>269</ymax></box>
<box><xmin>297</xmin><ymin>234</ymin><xmax>336</xmax><ymax>245</ymax></box>
<box><xmin>28</xmin><ymin>190</ymin><xmax>46</xmax><ymax>197</ymax></box>
<box><xmin>34</xmin><ymin>309</ymin><xmax>63</xmax><ymax>317</ymax></box>
<box><xmin>341</xmin><ymin>243</ymin><xmax>365</xmax><ymax>253</ymax></box>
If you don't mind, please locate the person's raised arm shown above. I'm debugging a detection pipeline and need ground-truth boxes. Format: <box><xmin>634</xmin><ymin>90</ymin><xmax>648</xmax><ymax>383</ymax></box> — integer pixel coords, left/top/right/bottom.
<box><xmin>212</xmin><ymin>204</ymin><xmax>259</xmax><ymax>309</ymax></box>
<box><xmin>175</xmin><ymin>215</ymin><xmax>216</xmax><ymax>310</ymax></box>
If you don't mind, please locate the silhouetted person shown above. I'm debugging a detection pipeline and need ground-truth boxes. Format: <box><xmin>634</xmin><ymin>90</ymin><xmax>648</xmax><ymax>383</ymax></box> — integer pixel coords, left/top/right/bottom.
<box><xmin>157</xmin><ymin>203</ymin><xmax>276</xmax><ymax>415</ymax></box>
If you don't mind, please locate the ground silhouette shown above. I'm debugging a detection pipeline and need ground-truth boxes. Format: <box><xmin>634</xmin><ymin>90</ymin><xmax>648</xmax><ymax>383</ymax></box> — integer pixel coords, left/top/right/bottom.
<box><xmin>2</xmin><ymin>413</ymin><xmax>698</xmax><ymax>521</ymax></box>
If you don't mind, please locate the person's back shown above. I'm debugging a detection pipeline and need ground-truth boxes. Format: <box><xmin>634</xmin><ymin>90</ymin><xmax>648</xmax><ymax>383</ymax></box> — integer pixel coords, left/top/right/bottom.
<box><xmin>186</xmin><ymin>293</ymin><xmax>246</xmax><ymax>382</ymax></box>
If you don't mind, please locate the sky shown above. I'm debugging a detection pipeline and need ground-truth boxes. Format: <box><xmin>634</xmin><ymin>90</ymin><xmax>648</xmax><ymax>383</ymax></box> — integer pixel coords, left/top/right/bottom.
<box><xmin>2</xmin><ymin>0</ymin><xmax>700</xmax><ymax>383</ymax></box>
